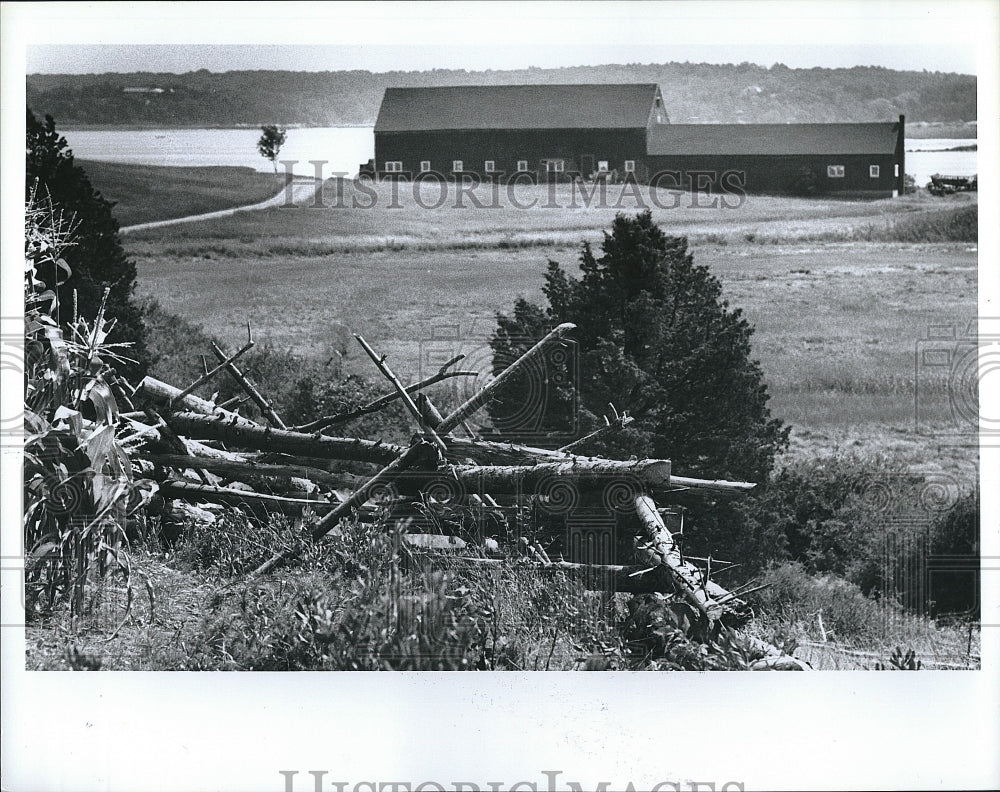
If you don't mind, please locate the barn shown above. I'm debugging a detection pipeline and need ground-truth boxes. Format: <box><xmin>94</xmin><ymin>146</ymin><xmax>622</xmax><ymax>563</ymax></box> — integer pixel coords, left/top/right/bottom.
<box><xmin>647</xmin><ymin>120</ymin><xmax>905</xmax><ymax>197</ymax></box>
<box><xmin>373</xmin><ymin>83</ymin><xmax>668</xmax><ymax>183</ymax></box>
<box><xmin>371</xmin><ymin>84</ymin><xmax>905</xmax><ymax>196</ymax></box>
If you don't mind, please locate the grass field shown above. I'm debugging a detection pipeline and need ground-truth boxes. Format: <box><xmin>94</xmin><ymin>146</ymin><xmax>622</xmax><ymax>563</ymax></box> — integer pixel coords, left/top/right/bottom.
<box><xmin>124</xmin><ymin>180</ymin><xmax>978</xmax><ymax>471</ymax></box>
<box><xmin>80</xmin><ymin>160</ymin><xmax>283</xmax><ymax>226</ymax></box>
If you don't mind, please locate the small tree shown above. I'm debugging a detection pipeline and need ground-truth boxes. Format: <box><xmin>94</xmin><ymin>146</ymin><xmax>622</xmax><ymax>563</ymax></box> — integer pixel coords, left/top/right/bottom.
<box><xmin>489</xmin><ymin>211</ymin><xmax>788</xmax><ymax>483</ymax></box>
<box><xmin>257</xmin><ymin>125</ymin><xmax>287</xmax><ymax>174</ymax></box>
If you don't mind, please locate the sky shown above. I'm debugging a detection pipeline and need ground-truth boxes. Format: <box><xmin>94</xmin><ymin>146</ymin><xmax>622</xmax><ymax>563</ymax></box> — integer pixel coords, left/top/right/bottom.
<box><xmin>11</xmin><ymin>1</ymin><xmax>990</xmax><ymax>76</ymax></box>
<box><xmin>23</xmin><ymin>42</ymin><xmax>979</xmax><ymax>76</ymax></box>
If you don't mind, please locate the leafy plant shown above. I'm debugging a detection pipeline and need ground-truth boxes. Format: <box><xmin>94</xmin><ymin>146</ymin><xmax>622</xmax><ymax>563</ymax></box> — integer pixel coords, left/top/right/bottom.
<box><xmin>874</xmin><ymin>646</ymin><xmax>922</xmax><ymax>670</ymax></box>
<box><xmin>23</xmin><ymin>191</ymin><xmax>154</xmax><ymax>618</ymax></box>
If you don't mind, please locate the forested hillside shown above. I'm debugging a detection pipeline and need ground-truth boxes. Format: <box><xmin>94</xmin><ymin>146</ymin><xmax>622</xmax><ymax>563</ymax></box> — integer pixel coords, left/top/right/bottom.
<box><xmin>27</xmin><ymin>62</ymin><xmax>975</xmax><ymax>128</ymax></box>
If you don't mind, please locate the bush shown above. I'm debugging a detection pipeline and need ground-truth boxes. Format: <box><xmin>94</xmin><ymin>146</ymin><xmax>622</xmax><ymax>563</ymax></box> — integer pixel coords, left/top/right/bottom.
<box><xmin>857</xmin><ymin>204</ymin><xmax>978</xmax><ymax>243</ymax></box>
<box><xmin>754</xmin><ymin>562</ymin><xmax>895</xmax><ymax>644</ymax></box>
<box><xmin>489</xmin><ymin>211</ymin><xmax>788</xmax><ymax>483</ymax></box>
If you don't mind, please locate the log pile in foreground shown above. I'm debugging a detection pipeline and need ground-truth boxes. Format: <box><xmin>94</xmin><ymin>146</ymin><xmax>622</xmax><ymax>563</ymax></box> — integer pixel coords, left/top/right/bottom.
<box><xmin>121</xmin><ymin>323</ymin><xmax>807</xmax><ymax>669</ymax></box>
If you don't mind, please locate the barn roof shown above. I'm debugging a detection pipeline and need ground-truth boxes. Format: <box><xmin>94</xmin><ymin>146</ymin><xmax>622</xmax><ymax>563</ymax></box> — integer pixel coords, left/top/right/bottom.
<box><xmin>375</xmin><ymin>84</ymin><xmax>660</xmax><ymax>132</ymax></box>
<box><xmin>648</xmin><ymin>122</ymin><xmax>900</xmax><ymax>156</ymax></box>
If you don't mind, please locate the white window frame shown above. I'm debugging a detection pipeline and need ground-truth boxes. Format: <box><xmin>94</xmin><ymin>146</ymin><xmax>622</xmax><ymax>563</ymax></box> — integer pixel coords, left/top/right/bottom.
<box><xmin>384</xmin><ymin>161</ymin><xmax>402</xmax><ymax>173</ymax></box>
<box><xmin>869</xmin><ymin>165</ymin><xmax>880</xmax><ymax>178</ymax></box>
<box><xmin>452</xmin><ymin>160</ymin><xmax>463</xmax><ymax>172</ymax></box>
<box><xmin>546</xmin><ymin>160</ymin><xmax>565</xmax><ymax>173</ymax></box>
<box><xmin>624</xmin><ymin>160</ymin><xmax>635</xmax><ymax>173</ymax></box>
<box><xmin>484</xmin><ymin>160</ymin><xmax>495</xmax><ymax>173</ymax></box>
<box><xmin>895</xmin><ymin>163</ymin><xmax>900</xmax><ymax>178</ymax></box>
<box><xmin>517</xmin><ymin>159</ymin><xmax>528</xmax><ymax>172</ymax></box>
<box><xmin>420</xmin><ymin>160</ymin><xmax>431</xmax><ymax>173</ymax></box>
<box><xmin>827</xmin><ymin>165</ymin><xmax>845</xmax><ymax>178</ymax></box>
<box><xmin>597</xmin><ymin>160</ymin><xmax>609</xmax><ymax>172</ymax></box>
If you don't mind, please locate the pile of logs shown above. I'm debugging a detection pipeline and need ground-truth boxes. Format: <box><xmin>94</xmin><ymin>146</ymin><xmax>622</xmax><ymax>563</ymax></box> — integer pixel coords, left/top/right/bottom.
<box><xmin>117</xmin><ymin>322</ymin><xmax>807</xmax><ymax>669</ymax></box>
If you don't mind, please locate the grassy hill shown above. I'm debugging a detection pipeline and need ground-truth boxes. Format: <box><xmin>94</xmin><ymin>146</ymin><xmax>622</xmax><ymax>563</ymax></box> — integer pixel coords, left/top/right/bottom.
<box><xmin>27</xmin><ymin>63</ymin><xmax>976</xmax><ymax>129</ymax></box>
<box><xmin>79</xmin><ymin>161</ymin><xmax>283</xmax><ymax>226</ymax></box>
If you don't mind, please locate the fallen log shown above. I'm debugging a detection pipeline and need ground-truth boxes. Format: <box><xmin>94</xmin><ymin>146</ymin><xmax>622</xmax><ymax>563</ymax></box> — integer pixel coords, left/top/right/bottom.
<box><xmin>633</xmin><ymin>494</ymin><xmax>743</xmax><ymax>623</ymax></box>
<box><xmin>408</xmin><ymin>553</ymin><xmax>676</xmax><ymax>594</ymax></box>
<box><xmin>668</xmin><ymin>475</ymin><xmax>756</xmax><ymax>493</ymax></box>
<box><xmin>445</xmin><ymin>458</ymin><xmax>670</xmax><ymax>494</ymax></box>
<box><xmin>443</xmin><ymin>435</ymin><xmax>581</xmax><ymax>466</ymax></box>
<box><xmin>442</xmin><ymin>436</ymin><xmax>755</xmax><ymax>493</ymax></box>
<box><xmin>158</xmin><ymin>479</ymin><xmax>337</xmax><ymax>516</ymax></box>
<box><xmin>135</xmin><ymin>452</ymin><xmax>346</xmax><ymax>489</ymax></box>
<box><xmin>123</xmin><ymin>419</ymin><xmax>247</xmax><ymax>461</ymax></box>
<box><xmin>137</xmin><ymin>376</ymin><xmax>251</xmax><ymax>422</ymax></box>
<box><xmin>166</xmin><ymin>411</ymin><xmax>406</xmax><ymax>465</ymax></box>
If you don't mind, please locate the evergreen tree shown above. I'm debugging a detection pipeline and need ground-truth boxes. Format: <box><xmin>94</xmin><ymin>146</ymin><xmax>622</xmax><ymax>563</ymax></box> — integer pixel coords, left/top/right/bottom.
<box><xmin>488</xmin><ymin>211</ymin><xmax>788</xmax><ymax>482</ymax></box>
<box><xmin>26</xmin><ymin>108</ymin><xmax>149</xmax><ymax>377</ymax></box>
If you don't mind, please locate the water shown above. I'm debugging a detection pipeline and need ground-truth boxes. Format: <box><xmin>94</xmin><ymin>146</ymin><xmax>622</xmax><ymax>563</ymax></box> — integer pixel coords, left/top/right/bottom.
<box><xmin>61</xmin><ymin>126</ymin><xmax>375</xmax><ymax>177</ymax></box>
<box><xmin>904</xmin><ymin>138</ymin><xmax>978</xmax><ymax>187</ymax></box>
<box><xmin>61</xmin><ymin>127</ymin><xmax>977</xmax><ymax>187</ymax></box>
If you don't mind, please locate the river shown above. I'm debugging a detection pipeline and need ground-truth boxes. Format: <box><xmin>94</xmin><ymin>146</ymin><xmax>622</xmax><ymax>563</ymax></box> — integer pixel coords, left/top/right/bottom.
<box><xmin>60</xmin><ymin>127</ymin><xmax>977</xmax><ymax>187</ymax></box>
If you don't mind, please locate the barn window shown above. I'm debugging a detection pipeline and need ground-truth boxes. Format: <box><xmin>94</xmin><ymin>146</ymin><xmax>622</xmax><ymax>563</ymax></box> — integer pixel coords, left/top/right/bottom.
<box><xmin>624</xmin><ymin>160</ymin><xmax>635</xmax><ymax>173</ymax></box>
<box><xmin>517</xmin><ymin>160</ymin><xmax>528</xmax><ymax>172</ymax></box>
<box><xmin>484</xmin><ymin>160</ymin><xmax>495</xmax><ymax>173</ymax></box>
<box><xmin>895</xmin><ymin>163</ymin><xmax>900</xmax><ymax>178</ymax></box>
<box><xmin>452</xmin><ymin>160</ymin><xmax>464</xmax><ymax>172</ymax></box>
<box><xmin>384</xmin><ymin>161</ymin><xmax>402</xmax><ymax>172</ymax></box>
<box><xmin>655</xmin><ymin>97</ymin><xmax>662</xmax><ymax>107</ymax></box>
<box><xmin>870</xmin><ymin>165</ymin><xmax>880</xmax><ymax>178</ymax></box>
<box><xmin>420</xmin><ymin>160</ymin><xmax>431</xmax><ymax>173</ymax></box>
<box><xmin>598</xmin><ymin>160</ymin><xmax>609</xmax><ymax>172</ymax></box>
<box><xmin>546</xmin><ymin>160</ymin><xmax>565</xmax><ymax>173</ymax></box>
<box><xmin>827</xmin><ymin>165</ymin><xmax>845</xmax><ymax>178</ymax></box>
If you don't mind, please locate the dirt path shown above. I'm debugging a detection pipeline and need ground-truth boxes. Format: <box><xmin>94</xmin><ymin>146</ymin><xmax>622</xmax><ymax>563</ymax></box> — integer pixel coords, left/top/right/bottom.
<box><xmin>119</xmin><ymin>178</ymin><xmax>321</xmax><ymax>234</ymax></box>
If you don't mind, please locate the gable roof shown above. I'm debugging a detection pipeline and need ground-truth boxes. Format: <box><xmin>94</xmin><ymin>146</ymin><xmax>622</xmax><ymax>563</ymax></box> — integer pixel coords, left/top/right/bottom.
<box><xmin>375</xmin><ymin>84</ymin><xmax>660</xmax><ymax>132</ymax></box>
<box><xmin>648</xmin><ymin>122</ymin><xmax>900</xmax><ymax>156</ymax></box>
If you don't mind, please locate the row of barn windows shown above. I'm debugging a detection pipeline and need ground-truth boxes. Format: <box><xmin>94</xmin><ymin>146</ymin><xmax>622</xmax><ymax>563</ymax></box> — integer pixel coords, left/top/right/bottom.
<box><xmin>384</xmin><ymin>161</ymin><xmax>883</xmax><ymax>178</ymax></box>
<box><xmin>828</xmin><ymin>165</ymin><xmax>883</xmax><ymax>178</ymax></box>
<box><xmin>383</xmin><ymin>159</ymin><xmax>636</xmax><ymax>173</ymax></box>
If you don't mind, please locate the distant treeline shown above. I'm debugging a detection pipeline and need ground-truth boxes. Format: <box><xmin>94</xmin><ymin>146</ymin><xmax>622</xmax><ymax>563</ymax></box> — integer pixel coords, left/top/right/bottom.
<box><xmin>26</xmin><ymin>62</ymin><xmax>976</xmax><ymax>128</ymax></box>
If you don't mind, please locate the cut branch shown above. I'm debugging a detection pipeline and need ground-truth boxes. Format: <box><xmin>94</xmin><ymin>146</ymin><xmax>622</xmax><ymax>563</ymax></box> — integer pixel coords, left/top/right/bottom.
<box><xmin>558</xmin><ymin>404</ymin><xmax>634</xmax><ymax>454</ymax></box>
<box><xmin>211</xmin><ymin>341</ymin><xmax>286</xmax><ymax>429</ymax></box>
<box><xmin>436</xmin><ymin>322</ymin><xmax>576</xmax><ymax>435</ymax></box>
<box><xmin>291</xmin><ymin>354</ymin><xmax>477</xmax><ymax>433</ymax></box>
<box><xmin>355</xmin><ymin>333</ymin><xmax>447</xmax><ymax>453</ymax></box>
<box><xmin>168</xmin><ymin>334</ymin><xmax>254</xmax><ymax>407</ymax></box>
